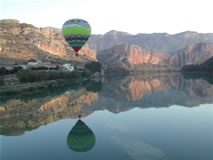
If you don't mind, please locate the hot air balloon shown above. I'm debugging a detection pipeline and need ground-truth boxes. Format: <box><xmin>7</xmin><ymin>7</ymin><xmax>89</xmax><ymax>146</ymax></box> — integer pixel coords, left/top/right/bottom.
<box><xmin>62</xmin><ymin>19</ymin><xmax>91</xmax><ymax>56</ymax></box>
<box><xmin>67</xmin><ymin>119</ymin><xmax>96</xmax><ymax>152</ymax></box>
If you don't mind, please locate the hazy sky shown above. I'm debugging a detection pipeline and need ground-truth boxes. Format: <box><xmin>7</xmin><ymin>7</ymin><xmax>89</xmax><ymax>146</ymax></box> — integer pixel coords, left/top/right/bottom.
<box><xmin>1</xmin><ymin>0</ymin><xmax>213</xmax><ymax>34</ymax></box>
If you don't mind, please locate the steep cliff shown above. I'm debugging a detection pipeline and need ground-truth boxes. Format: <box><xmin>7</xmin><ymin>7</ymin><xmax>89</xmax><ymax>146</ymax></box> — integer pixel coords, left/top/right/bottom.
<box><xmin>97</xmin><ymin>44</ymin><xmax>175</xmax><ymax>72</ymax></box>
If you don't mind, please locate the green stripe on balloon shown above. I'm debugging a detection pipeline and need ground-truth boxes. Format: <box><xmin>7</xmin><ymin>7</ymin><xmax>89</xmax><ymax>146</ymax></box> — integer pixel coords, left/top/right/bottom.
<box><xmin>62</xmin><ymin>26</ymin><xmax>91</xmax><ymax>36</ymax></box>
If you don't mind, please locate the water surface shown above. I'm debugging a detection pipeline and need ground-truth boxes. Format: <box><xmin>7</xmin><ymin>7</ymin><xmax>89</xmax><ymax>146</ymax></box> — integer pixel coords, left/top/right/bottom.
<box><xmin>0</xmin><ymin>73</ymin><xmax>213</xmax><ymax>160</ymax></box>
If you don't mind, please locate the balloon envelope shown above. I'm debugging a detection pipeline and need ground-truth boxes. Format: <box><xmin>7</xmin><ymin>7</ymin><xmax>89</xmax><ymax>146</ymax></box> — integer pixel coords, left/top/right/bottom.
<box><xmin>62</xmin><ymin>19</ymin><xmax>91</xmax><ymax>53</ymax></box>
<box><xmin>67</xmin><ymin>120</ymin><xmax>96</xmax><ymax>152</ymax></box>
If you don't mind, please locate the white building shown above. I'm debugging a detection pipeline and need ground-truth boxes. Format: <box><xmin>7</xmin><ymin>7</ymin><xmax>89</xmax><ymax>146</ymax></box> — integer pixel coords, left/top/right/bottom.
<box><xmin>63</xmin><ymin>64</ymin><xmax>74</xmax><ymax>72</ymax></box>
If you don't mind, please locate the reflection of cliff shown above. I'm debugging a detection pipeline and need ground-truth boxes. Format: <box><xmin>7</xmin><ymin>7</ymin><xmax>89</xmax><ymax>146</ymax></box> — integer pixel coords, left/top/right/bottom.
<box><xmin>98</xmin><ymin>73</ymin><xmax>213</xmax><ymax>113</ymax></box>
<box><xmin>125</xmin><ymin>79</ymin><xmax>168</xmax><ymax>101</ymax></box>
<box><xmin>102</xmin><ymin>73</ymin><xmax>213</xmax><ymax>101</ymax></box>
<box><xmin>102</xmin><ymin>74</ymin><xmax>170</xmax><ymax>101</ymax></box>
<box><xmin>0</xmin><ymin>88</ymin><xmax>98</xmax><ymax>136</ymax></box>
<box><xmin>169</xmin><ymin>76</ymin><xmax>213</xmax><ymax>98</ymax></box>
<box><xmin>1</xmin><ymin>73</ymin><xmax>213</xmax><ymax>136</ymax></box>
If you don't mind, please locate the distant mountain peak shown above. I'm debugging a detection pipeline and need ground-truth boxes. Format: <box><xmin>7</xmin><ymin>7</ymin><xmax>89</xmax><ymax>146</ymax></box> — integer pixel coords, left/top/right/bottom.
<box><xmin>104</xmin><ymin>30</ymin><xmax>131</xmax><ymax>36</ymax></box>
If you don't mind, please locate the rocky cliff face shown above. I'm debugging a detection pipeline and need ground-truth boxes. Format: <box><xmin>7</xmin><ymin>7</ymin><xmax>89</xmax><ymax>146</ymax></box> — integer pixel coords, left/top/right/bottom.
<box><xmin>97</xmin><ymin>44</ymin><xmax>174</xmax><ymax>72</ymax></box>
<box><xmin>97</xmin><ymin>44</ymin><xmax>169</xmax><ymax>65</ymax></box>
<box><xmin>0</xmin><ymin>20</ymin><xmax>41</xmax><ymax>61</ymax></box>
<box><xmin>79</xmin><ymin>44</ymin><xmax>97</xmax><ymax>60</ymax></box>
<box><xmin>0</xmin><ymin>19</ymin><xmax>96</xmax><ymax>66</ymax></box>
<box><xmin>168</xmin><ymin>43</ymin><xmax>213</xmax><ymax>67</ymax></box>
<box><xmin>97</xmin><ymin>43</ymin><xmax>213</xmax><ymax>71</ymax></box>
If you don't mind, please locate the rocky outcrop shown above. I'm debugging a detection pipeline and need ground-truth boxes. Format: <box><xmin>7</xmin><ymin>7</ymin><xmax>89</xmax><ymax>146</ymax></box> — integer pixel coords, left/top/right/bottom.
<box><xmin>97</xmin><ymin>44</ymin><xmax>175</xmax><ymax>72</ymax></box>
<box><xmin>79</xmin><ymin>44</ymin><xmax>97</xmax><ymax>60</ymax></box>
<box><xmin>26</xmin><ymin>28</ymin><xmax>68</xmax><ymax>56</ymax></box>
<box><xmin>168</xmin><ymin>43</ymin><xmax>213</xmax><ymax>67</ymax></box>
<box><xmin>98</xmin><ymin>44</ymin><xmax>169</xmax><ymax>65</ymax></box>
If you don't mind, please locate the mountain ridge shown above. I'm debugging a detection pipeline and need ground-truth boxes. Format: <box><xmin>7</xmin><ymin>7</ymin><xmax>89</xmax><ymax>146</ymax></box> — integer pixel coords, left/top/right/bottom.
<box><xmin>40</xmin><ymin>25</ymin><xmax>213</xmax><ymax>53</ymax></box>
<box><xmin>88</xmin><ymin>30</ymin><xmax>213</xmax><ymax>53</ymax></box>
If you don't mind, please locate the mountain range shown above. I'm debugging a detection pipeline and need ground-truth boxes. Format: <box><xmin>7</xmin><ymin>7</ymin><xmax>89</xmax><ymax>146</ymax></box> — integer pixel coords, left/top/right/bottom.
<box><xmin>88</xmin><ymin>30</ymin><xmax>213</xmax><ymax>53</ymax></box>
<box><xmin>1</xmin><ymin>19</ymin><xmax>213</xmax><ymax>72</ymax></box>
<box><xmin>93</xmin><ymin>31</ymin><xmax>213</xmax><ymax>71</ymax></box>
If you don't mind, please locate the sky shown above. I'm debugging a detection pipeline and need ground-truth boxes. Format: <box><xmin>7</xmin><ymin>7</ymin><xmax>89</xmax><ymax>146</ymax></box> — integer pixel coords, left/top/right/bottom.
<box><xmin>0</xmin><ymin>0</ymin><xmax>213</xmax><ymax>35</ymax></box>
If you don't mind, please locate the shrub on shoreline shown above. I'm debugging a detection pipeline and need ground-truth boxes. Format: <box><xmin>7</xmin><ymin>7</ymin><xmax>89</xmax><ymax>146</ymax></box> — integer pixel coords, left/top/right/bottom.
<box><xmin>181</xmin><ymin>63</ymin><xmax>213</xmax><ymax>73</ymax></box>
<box><xmin>0</xmin><ymin>66</ymin><xmax>23</xmax><ymax>75</ymax></box>
<box><xmin>81</xmin><ymin>69</ymin><xmax>92</xmax><ymax>77</ymax></box>
<box><xmin>0</xmin><ymin>78</ymin><xmax>4</xmax><ymax>86</ymax></box>
<box><xmin>31</xmin><ymin>65</ymin><xmax>59</xmax><ymax>71</ymax></box>
<box><xmin>16</xmin><ymin>70</ymin><xmax>81</xmax><ymax>83</ymax></box>
<box><xmin>85</xmin><ymin>62</ymin><xmax>102</xmax><ymax>73</ymax></box>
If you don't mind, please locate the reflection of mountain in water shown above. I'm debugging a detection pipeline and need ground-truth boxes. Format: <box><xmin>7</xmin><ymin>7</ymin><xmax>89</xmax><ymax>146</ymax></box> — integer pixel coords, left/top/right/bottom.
<box><xmin>0</xmin><ymin>88</ymin><xmax>98</xmax><ymax>136</ymax></box>
<box><xmin>0</xmin><ymin>73</ymin><xmax>213</xmax><ymax>136</ymax></box>
<box><xmin>99</xmin><ymin>73</ymin><xmax>213</xmax><ymax>112</ymax></box>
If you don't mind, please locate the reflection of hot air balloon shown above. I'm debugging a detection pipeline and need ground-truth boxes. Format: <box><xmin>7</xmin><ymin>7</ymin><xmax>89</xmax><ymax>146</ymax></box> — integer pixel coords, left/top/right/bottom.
<box><xmin>67</xmin><ymin>120</ymin><xmax>96</xmax><ymax>152</ymax></box>
<box><xmin>62</xmin><ymin>19</ymin><xmax>91</xmax><ymax>56</ymax></box>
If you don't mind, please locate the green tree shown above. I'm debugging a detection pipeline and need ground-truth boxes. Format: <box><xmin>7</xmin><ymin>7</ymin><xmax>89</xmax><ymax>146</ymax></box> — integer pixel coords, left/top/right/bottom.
<box><xmin>85</xmin><ymin>62</ymin><xmax>102</xmax><ymax>73</ymax></box>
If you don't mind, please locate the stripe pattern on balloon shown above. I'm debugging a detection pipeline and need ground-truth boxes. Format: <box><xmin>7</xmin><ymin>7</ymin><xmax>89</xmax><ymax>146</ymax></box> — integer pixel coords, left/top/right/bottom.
<box><xmin>62</xmin><ymin>19</ymin><xmax>91</xmax><ymax>53</ymax></box>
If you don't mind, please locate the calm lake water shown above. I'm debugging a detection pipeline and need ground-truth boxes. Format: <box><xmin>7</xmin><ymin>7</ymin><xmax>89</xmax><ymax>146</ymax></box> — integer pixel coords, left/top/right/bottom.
<box><xmin>0</xmin><ymin>73</ymin><xmax>213</xmax><ymax>160</ymax></box>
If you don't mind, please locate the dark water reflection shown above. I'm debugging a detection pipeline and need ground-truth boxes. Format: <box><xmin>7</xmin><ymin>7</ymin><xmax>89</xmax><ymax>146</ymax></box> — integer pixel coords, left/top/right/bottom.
<box><xmin>0</xmin><ymin>73</ymin><xmax>213</xmax><ymax>160</ymax></box>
